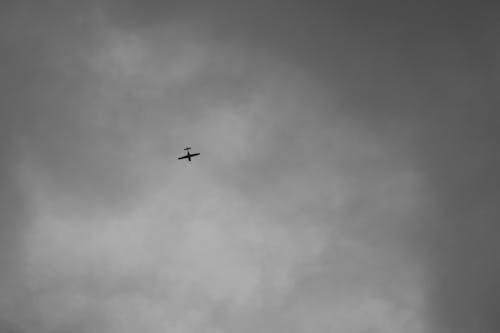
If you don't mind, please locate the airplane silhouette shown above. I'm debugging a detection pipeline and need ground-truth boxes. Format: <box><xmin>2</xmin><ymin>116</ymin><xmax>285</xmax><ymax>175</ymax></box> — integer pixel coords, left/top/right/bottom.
<box><xmin>178</xmin><ymin>146</ymin><xmax>200</xmax><ymax>162</ymax></box>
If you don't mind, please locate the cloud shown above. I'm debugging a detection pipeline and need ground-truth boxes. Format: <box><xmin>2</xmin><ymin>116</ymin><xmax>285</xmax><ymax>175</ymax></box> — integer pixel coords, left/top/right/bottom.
<box><xmin>2</xmin><ymin>11</ymin><xmax>334</xmax><ymax>332</ymax></box>
<box><xmin>6</xmin><ymin>2</ymin><xmax>497</xmax><ymax>333</ymax></box>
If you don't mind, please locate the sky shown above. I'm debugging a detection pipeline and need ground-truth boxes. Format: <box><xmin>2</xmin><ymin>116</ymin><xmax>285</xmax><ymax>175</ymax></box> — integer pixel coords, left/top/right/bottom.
<box><xmin>0</xmin><ymin>1</ymin><xmax>499</xmax><ymax>333</ymax></box>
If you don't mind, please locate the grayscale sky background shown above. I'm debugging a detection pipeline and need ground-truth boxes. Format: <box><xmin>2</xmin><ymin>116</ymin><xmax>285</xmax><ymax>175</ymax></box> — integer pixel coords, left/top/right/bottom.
<box><xmin>0</xmin><ymin>1</ymin><xmax>499</xmax><ymax>333</ymax></box>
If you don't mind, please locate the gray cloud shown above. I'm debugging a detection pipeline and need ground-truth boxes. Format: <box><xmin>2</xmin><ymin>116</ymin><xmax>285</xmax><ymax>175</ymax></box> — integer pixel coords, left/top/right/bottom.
<box><xmin>1</xmin><ymin>1</ymin><xmax>498</xmax><ymax>333</ymax></box>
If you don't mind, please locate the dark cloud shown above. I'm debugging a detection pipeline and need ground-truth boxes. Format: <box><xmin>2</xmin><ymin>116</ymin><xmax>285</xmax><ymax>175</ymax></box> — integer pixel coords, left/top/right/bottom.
<box><xmin>1</xmin><ymin>1</ymin><xmax>499</xmax><ymax>333</ymax></box>
<box><xmin>97</xmin><ymin>2</ymin><xmax>500</xmax><ymax>332</ymax></box>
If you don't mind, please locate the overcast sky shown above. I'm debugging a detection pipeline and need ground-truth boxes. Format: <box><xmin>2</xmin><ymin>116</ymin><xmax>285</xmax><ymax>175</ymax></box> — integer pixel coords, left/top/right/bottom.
<box><xmin>1</xmin><ymin>1</ymin><xmax>499</xmax><ymax>333</ymax></box>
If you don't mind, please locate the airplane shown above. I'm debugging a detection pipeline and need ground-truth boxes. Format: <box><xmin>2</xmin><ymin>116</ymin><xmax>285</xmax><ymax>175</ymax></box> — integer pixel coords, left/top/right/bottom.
<box><xmin>178</xmin><ymin>146</ymin><xmax>200</xmax><ymax>162</ymax></box>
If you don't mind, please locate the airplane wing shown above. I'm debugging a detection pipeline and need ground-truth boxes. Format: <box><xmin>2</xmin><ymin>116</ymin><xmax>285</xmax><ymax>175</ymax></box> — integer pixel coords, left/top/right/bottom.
<box><xmin>190</xmin><ymin>153</ymin><xmax>200</xmax><ymax>157</ymax></box>
<box><xmin>178</xmin><ymin>155</ymin><xmax>188</xmax><ymax>160</ymax></box>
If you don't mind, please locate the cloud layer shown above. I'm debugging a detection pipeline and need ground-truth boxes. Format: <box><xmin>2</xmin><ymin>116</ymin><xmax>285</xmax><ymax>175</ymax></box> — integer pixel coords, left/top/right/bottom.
<box><xmin>1</xmin><ymin>2</ymin><xmax>498</xmax><ymax>333</ymax></box>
